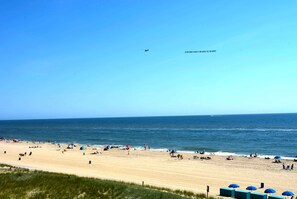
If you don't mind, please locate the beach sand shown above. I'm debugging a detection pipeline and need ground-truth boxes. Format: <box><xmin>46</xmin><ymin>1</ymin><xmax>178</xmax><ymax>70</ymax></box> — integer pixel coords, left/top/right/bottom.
<box><xmin>0</xmin><ymin>140</ymin><xmax>296</xmax><ymax>196</ymax></box>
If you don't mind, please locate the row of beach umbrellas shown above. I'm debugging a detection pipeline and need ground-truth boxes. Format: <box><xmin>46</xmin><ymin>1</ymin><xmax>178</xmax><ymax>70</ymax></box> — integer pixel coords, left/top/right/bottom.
<box><xmin>228</xmin><ymin>184</ymin><xmax>294</xmax><ymax>196</ymax></box>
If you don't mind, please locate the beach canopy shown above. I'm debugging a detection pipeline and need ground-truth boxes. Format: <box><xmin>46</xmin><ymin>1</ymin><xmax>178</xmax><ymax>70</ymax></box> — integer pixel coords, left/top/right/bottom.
<box><xmin>274</xmin><ymin>155</ymin><xmax>282</xmax><ymax>159</ymax></box>
<box><xmin>229</xmin><ymin>184</ymin><xmax>240</xmax><ymax>188</ymax></box>
<box><xmin>282</xmin><ymin>191</ymin><xmax>294</xmax><ymax>196</ymax></box>
<box><xmin>246</xmin><ymin>186</ymin><xmax>257</xmax><ymax>191</ymax></box>
<box><xmin>80</xmin><ymin>146</ymin><xmax>86</xmax><ymax>150</ymax></box>
<box><xmin>265</xmin><ymin>188</ymin><xmax>276</xmax><ymax>194</ymax></box>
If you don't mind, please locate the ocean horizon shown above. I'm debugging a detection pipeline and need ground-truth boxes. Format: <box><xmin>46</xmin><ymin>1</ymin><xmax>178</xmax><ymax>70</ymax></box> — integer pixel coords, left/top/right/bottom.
<box><xmin>1</xmin><ymin>113</ymin><xmax>297</xmax><ymax>158</ymax></box>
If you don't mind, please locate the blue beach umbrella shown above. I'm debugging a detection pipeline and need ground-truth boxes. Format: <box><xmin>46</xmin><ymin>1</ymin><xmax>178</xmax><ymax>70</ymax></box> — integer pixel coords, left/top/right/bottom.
<box><xmin>229</xmin><ymin>184</ymin><xmax>240</xmax><ymax>188</ymax></box>
<box><xmin>274</xmin><ymin>155</ymin><xmax>282</xmax><ymax>159</ymax></box>
<box><xmin>282</xmin><ymin>191</ymin><xmax>294</xmax><ymax>196</ymax></box>
<box><xmin>264</xmin><ymin>188</ymin><xmax>276</xmax><ymax>194</ymax></box>
<box><xmin>80</xmin><ymin>146</ymin><xmax>86</xmax><ymax>150</ymax></box>
<box><xmin>246</xmin><ymin>186</ymin><xmax>257</xmax><ymax>191</ymax></box>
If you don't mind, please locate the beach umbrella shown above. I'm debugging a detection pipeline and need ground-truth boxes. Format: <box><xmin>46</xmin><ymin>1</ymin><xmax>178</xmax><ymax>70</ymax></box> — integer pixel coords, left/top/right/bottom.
<box><xmin>264</xmin><ymin>188</ymin><xmax>276</xmax><ymax>194</ymax></box>
<box><xmin>246</xmin><ymin>186</ymin><xmax>257</xmax><ymax>191</ymax></box>
<box><xmin>229</xmin><ymin>184</ymin><xmax>240</xmax><ymax>188</ymax></box>
<box><xmin>80</xmin><ymin>146</ymin><xmax>86</xmax><ymax>150</ymax></box>
<box><xmin>282</xmin><ymin>191</ymin><xmax>294</xmax><ymax>196</ymax></box>
<box><xmin>274</xmin><ymin>155</ymin><xmax>282</xmax><ymax>159</ymax></box>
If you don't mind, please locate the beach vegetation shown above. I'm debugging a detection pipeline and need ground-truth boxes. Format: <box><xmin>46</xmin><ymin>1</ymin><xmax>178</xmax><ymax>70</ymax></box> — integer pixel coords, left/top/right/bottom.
<box><xmin>0</xmin><ymin>165</ymin><xmax>217</xmax><ymax>199</ymax></box>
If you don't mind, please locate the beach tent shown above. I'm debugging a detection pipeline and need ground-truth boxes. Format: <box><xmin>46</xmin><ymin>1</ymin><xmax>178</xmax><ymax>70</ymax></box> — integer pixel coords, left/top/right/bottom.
<box><xmin>274</xmin><ymin>156</ymin><xmax>281</xmax><ymax>159</ymax></box>
<box><xmin>80</xmin><ymin>146</ymin><xmax>86</xmax><ymax>150</ymax></box>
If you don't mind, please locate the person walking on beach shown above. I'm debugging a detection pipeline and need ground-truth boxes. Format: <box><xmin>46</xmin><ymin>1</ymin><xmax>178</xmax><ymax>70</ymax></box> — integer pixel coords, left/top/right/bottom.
<box><xmin>291</xmin><ymin>164</ymin><xmax>294</xmax><ymax>170</ymax></box>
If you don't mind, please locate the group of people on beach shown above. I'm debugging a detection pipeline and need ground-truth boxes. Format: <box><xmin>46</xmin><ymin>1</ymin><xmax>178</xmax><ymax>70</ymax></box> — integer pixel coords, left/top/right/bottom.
<box><xmin>193</xmin><ymin>155</ymin><xmax>211</xmax><ymax>160</ymax></box>
<box><xmin>273</xmin><ymin>159</ymin><xmax>282</xmax><ymax>163</ymax></box>
<box><xmin>283</xmin><ymin>163</ymin><xmax>294</xmax><ymax>170</ymax></box>
<box><xmin>250</xmin><ymin>153</ymin><xmax>257</xmax><ymax>158</ymax></box>
<box><xmin>195</xmin><ymin>150</ymin><xmax>205</xmax><ymax>154</ymax></box>
<box><xmin>144</xmin><ymin>144</ymin><xmax>150</xmax><ymax>150</ymax></box>
<box><xmin>168</xmin><ymin>150</ymin><xmax>184</xmax><ymax>159</ymax></box>
<box><xmin>18</xmin><ymin>151</ymin><xmax>33</xmax><ymax>160</ymax></box>
<box><xmin>29</xmin><ymin>145</ymin><xmax>41</xmax><ymax>148</ymax></box>
<box><xmin>2</xmin><ymin>149</ymin><xmax>33</xmax><ymax>161</ymax></box>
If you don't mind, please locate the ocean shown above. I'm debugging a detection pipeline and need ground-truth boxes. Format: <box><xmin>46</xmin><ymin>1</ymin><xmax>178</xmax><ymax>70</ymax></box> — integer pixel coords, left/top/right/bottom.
<box><xmin>0</xmin><ymin>113</ymin><xmax>297</xmax><ymax>158</ymax></box>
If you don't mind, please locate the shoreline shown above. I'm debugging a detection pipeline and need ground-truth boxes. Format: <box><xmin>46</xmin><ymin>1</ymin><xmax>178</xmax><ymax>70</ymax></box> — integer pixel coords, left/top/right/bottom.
<box><xmin>2</xmin><ymin>138</ymin><xmax>297</xmax><ymax>160</ymax></box>
<box><xmin>0</xmin><ymin>139</ymin><xmax>296</xmax><ymax>196</ymax></box>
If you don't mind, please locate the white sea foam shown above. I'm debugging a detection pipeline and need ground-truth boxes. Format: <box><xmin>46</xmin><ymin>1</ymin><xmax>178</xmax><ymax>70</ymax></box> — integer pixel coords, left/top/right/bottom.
<box><xmin>6</xmin><ymin>138</ymin><xmax>297</xmax><ymax>160</ymax></box>
<box><xmin>214</xmin><ymin>151</ymin><xmax>238</xmax><ymax>156</ymax></box>
<box><xmin>149</xmin><ymin>148</ymin><xmax>170</xmax><ymax>152</ymax></box>
<box><xmin>85</xmin><ymin>127</ymin><xmax>297</xmax><ymax>132</ymax></box>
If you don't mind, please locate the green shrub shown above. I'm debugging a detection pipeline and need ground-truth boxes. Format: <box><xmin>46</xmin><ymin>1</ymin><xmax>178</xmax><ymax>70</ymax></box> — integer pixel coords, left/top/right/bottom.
<box><xmin>0</xmin><ymin>168</ymin><xmax>219</xmax><ymax>199</ymax></box>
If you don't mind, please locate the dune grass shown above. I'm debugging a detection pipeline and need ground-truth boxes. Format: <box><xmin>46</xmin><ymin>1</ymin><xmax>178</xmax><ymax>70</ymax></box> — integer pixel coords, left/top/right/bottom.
<box><xmin>0</xmin><ymin>164</ymin><xmax>216</xmax><ymax>199</ymax></box>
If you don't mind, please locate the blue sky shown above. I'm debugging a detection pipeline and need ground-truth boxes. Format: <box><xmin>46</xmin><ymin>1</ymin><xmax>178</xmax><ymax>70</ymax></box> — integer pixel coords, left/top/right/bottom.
<box><xmin>0</xmin><ymin>1</ymin><xmax>297</xmax><ymax>119</ymax></box>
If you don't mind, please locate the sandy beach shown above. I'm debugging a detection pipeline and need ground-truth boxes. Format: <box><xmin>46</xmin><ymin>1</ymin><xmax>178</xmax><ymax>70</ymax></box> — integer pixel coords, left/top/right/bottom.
<box><xmin>0</xmin><ymin>140</ymin><xmax>296</xmax><ymax>196</ymax></box>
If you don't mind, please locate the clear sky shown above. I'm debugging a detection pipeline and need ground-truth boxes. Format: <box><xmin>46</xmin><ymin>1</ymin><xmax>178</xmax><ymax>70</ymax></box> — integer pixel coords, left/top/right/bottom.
<box><xmin>0</xmin><ymin>1</ymin><xmax>297</xmax><ymax>120</ymax></box>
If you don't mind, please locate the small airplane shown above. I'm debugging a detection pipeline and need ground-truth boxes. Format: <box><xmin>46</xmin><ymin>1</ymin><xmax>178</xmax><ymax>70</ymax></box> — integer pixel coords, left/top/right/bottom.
<box><xmin>144</xmin><ymin>49</ymin><xmax>149</xmax><ymax>52</ymax></box>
